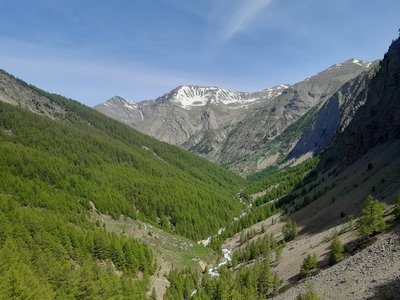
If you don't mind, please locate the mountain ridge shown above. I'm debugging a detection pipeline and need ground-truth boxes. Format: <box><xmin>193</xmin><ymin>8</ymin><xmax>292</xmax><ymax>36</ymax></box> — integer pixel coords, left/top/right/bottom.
<box><xmin>95</xmin><ymin>58</ymin><xmax>373</xmax><ymax>174</ymax></box>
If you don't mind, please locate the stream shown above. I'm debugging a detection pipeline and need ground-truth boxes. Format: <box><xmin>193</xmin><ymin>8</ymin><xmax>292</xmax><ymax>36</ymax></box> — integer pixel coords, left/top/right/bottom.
<box><xmin>207</xmin><ymin>248</ymin><xmax>232</xmax><ymax>277</ymax></box>
<box><xmin>198</xmin><ymin>197</ymin><xmax>253</xmax><ymax>277</ymax></box>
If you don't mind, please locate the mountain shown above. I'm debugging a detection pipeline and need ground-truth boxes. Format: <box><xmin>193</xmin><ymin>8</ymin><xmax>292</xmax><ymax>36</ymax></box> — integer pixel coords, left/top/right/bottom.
<box><xmin>321</xmin><ymin>37</ymin><xmax>400</xmax><ymax>169</ymax></box>
<box><xmin>95</xmin><ymin>59</ymin><xmax>373</xmax><ymax>174</ymax></box>
<box><xmin>95</xmin><ymin>84</ymin><xmax>289</xmax><ymax>146</ymax></box>
<box><xmin>288</xmin><ymin>61</ymin><xmax>380</xmax><ymax>159</ymax></box>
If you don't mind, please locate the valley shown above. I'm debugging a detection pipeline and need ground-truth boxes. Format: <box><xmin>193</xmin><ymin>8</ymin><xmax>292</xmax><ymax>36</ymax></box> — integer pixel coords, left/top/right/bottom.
<box><xmin>0</xmin><ymin>21</ymin><xmax>399</xmax><ymax>300</ymax></box>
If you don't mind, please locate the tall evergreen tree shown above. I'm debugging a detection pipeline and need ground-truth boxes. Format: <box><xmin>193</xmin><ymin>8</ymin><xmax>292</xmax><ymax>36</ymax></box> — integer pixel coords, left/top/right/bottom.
<box><xmin>329</xmin><ymin>234</ymin><xmax>344</xmax><ymax>265</ymax></box>
<box><xmin>358</xmin><ymin>195</ymin><xmax>387</xmax><ymax>239</ymax></box>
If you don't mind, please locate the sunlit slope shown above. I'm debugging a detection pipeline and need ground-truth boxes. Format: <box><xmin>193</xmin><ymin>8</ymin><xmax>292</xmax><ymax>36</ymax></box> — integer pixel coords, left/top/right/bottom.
<box><xmin>0</xmin><ymin>76</ymin><xmax>244</xmax><ymax>241</ymax></box>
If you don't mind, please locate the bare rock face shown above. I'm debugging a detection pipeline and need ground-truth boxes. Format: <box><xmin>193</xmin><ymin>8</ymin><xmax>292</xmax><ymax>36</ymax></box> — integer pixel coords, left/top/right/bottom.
<box><xmin>95</xmin><ymin>84</ymin><xmax>290</xmax><ymax>156</ymax></box>
<box><xmin>0</xmin><ymin>70</ymin><xmax>66</xmax><ymax>119</ymax></box>
<box><xmin>95</xmin><ymin>60</ymin><xmax>372</xmax><ymax>173</ymax></box>
<box><xmin>321</xmin><ymin>37</ymin><xmax>400</xmax><ymax>169</ymax></box>
<box><xmin>289</xmin><ymin>61</ymin><xmax>380</xmax><ymax>159</ymax></box>
<box><xmin>213</xmin><ymin>60</ymin><xmax>373</xmax><ymax>171</ymax></box>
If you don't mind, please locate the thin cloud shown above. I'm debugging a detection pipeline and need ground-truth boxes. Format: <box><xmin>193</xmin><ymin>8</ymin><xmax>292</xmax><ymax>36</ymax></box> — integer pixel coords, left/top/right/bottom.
<box><xmin>0</xmin><ymin>37</ymin><xmax>254</xmax><ymax>105</ymax></box>
<box><xmin>221</xmin><ymin>0</ymin><xmax>273</xmax><ymax>41</ymax></box>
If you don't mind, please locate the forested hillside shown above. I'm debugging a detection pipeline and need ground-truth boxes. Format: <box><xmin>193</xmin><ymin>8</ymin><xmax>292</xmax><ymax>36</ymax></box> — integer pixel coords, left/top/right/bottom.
<box><xmin>0</xmin><ymin>194</ymin><xmax>154</xmax><ymax>299</ymax></box>
<box><xmin>0</xmin><ymin>76</ymin><xmax>246</xmax><ymax>297</ymax></box>
<box><xmin>0</xmin><ymin>74</ymin><xmax>244</xmax><ymax>240</ymax></box>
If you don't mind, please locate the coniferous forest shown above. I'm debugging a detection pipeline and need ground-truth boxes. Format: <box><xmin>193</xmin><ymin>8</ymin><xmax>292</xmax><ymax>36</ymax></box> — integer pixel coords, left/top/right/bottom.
<box><xmin>0</xmin><ymin>87</ymin><xmax>243</xmax><ymax>298</ymax></box>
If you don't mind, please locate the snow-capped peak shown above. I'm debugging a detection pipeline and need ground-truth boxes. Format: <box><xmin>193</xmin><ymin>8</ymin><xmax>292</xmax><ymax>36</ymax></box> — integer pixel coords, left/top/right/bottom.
<box><xmin>171</xmin><ymin>85</ymin><xmax>244</xmax><ymax>107</ymax></box>
<box><xmin>163</xmin><ymin>85</ymin><xmax>289</xmax><ymax>109</ymax></box>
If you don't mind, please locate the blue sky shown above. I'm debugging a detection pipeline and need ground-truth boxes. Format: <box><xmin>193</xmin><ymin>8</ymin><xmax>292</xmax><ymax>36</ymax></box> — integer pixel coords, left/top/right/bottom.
<box><xmin>0</xmin><ymin>0</ymin><xmax>399</xmax><ymax>106</ymax></box>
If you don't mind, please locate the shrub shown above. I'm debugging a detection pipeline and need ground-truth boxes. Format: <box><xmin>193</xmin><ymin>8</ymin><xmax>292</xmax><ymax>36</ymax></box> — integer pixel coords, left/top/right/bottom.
<box><xmin>329</xmin><ymin>234</ymin><xmax>344</xmax><ymax>265</ymax></box>
<box><xmin>358</xmin><ymin>195</ymin><xmax>387</xmax><ymax>239</ymax></box>
<box><xmin>296</xmin><ymin>285</ymin><xmax>322</xmax><ymax>300</ymax></box>
<box><xmin>300</xmin><ymin>253</ymin><xmax>318</xmax><ymax>277</ymax></box>
<box><xmin>282</xmin><ymin>220</ymin><xmax>299</xmax><ymax>241</ymax></box>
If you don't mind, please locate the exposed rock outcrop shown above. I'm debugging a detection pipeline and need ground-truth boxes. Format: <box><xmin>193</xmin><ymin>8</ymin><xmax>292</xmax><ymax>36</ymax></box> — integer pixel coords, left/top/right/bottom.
<box><xmin>0</xmin><ymin>69</ymin><xmax>66</xmax><ymax>119</ymax></box>
<box><xmin>289</xmin><ymin>62</ymin><xmax>379</xmax><ymax>159</ymax></box>
<box><xmin>321</xmin><ymin>37</ymin><xmax>400</xmax><ymax>169</ymax></box>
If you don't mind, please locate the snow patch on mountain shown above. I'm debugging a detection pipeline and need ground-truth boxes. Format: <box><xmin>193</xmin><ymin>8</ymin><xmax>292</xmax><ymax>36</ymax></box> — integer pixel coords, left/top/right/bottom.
<box><xmin>167</xmin><ymin>85</ymin><xmax>289</xmax><ymax>109</ymax></box>
<box><xmin>260</xmin><ymin>84</ymin><xmax>290</xmax><ymax>98</ymax></box>
<box><xmin>351</xmin><ymin>59</ymin><xmax>371</xmax><ymax>67</ymax></box>
<box><xmin>122</xmin><ymin>100</ymin><xmax>137</xmax><ymax>110</ymax></box>
<box><xmin>328</xmin><ymin>59</ymin><xmax>371</xmax><ymax>71</ymax></box>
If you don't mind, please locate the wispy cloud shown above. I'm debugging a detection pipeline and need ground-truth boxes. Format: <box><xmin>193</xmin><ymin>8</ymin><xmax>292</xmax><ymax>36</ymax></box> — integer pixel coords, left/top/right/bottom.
<box><xmin>0</xmin><ymin>37</ymin><xmax>254</xmax><ymax>105</ymax></box>
<box><xmin>220</xmin><ymin>0</ymin><xmax>273</xmax><ymax>41</ymax></box>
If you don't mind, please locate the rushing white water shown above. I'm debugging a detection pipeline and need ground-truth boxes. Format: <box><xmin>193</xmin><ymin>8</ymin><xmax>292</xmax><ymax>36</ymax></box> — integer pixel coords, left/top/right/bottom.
<box><xmin>208</xmin><ymin>248</ymin><xmax>232</xmax><ymax>277</ymax></box>
<box><xmin>199</xmin><ymin>227</ymin><xmax>226</xmax><ymax>246</ymax></box>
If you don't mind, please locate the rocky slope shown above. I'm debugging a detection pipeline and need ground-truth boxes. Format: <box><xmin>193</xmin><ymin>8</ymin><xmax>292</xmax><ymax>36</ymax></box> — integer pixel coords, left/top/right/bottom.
<box><xmin>0</xmin><ymin>69</ymin><xmax>66</xmax><ymax>118</ymax></box>
<box><xmin>288</xmin><ymin>61</ymin><xmax>380</xmax><ymax>159</ymax></box>
<box><xmin>219</xmin><ymin>60</ymin><xmax>373</xmax><ymax>171</ymax></box>
<box><xmin>95</xmin><ymin>60</ymin><xmax>372</xmax><ymax>173</ymax></box>
<box><xmin>274</xmin><ymin>224</ymin><xmax>400</xmax><ymax>300</ymax></box>
<box><xmin>272</xmin><ymin>38</ymin><xmax>400</xmax><ymax>300</ymax></box>
<box><xmin>321</xmin><ymin>37</ymin><xmax>400</xmax><ymax>170</ymax></box>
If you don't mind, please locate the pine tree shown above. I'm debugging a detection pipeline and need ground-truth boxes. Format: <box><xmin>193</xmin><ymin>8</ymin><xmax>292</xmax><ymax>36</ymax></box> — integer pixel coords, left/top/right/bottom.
<box><xmin>329</xmin><ymin>235</ymin><xmax>344</xmax><ymax>265</ymax></box>
<box><xmin>272</xmin><ymin>273</ymin><xmax>281</xmax><ymax>295</ymax></box>
<box><xmin>257</xmin><ymin>259</ymin><xmax>272</xmax><ymax>297</ymax></box>
<box><xmin>231</xmin><ymin>251</ymin><xmax>239</xmax><ymax>267</ymax></box>
<box><xmin>239</xmin><ymin>231</ymin><xmax>245</xmax><ymax>244</ymax></box>
<box><xmin>110</xmin><ymin>240</ymin><xmax>126</xmax><ymax>270</ymax></box>
<box><xmin>300</xmin><ymin>254</ymin><xmax>318</xmax><ymax>277</ymax></box>
<box><xmin>282</xmin><ymin>220</ymin><xmax>299</xmax><ymax>241</ymax></box>
<box><xmin>358</xmin><ymin>195</ymin><xmax>387</xmax><ymax>239</ymax></box>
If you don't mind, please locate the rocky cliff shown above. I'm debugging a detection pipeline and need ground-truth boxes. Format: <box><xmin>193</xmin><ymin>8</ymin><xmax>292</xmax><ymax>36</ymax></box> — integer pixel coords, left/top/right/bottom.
<box><xmin>289</xmin><ymin>61</ymin><xmax>379</xmax><ymax>159</ymax></box>
<box><xmin>321</xmin><ymin>37</ymin><xmax>400</xmax><ymax>169</ymax></box>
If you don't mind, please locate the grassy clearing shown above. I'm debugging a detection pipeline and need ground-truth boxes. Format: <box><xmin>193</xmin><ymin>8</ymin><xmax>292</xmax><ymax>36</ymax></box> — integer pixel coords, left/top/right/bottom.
<box><xmin>90</xmin><ymin>210</ymin><xmax>216</xmax><ymax>270</ymax></box>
